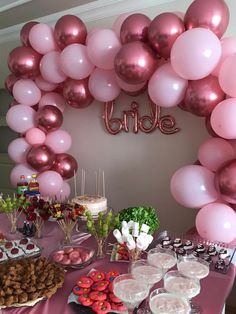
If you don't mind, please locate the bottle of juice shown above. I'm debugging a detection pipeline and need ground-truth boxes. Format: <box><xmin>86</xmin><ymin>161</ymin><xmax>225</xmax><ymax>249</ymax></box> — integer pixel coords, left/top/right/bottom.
<box><xmin>17</xmin><ymin>175</ymin><xmax>28</xmax><ymax>196</ymax></box>
<box><xmin>28</xmin><ymin>174</ymin><xmax>39</xmax><ymax>192</ymax></box>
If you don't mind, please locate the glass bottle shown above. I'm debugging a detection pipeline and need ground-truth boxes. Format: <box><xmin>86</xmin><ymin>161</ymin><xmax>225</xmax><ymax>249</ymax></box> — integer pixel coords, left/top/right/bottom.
<box><xmin>17</xmin><ymin>175</ymin><xmax>28</xmax><ymax>196</ymax></box>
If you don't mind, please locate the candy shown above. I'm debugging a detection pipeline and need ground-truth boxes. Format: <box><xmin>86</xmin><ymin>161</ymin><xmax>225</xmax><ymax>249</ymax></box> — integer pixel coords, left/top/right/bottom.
<box><xmin>92</xmin><ymin>301</ymin><xmax>111</xmax><ymax>314</ymax></box>
<box><xmin>89</xmin><ymin>291</ymin><xmax>107</xmax><ymax>301</ymax></box>
<box><xmin>77</xmin><ymin>277</ymin><xmax>94</xmax><ymax>288</ymax></box>
<box><xmin>92</xmin><ymin>280</ymin><xmax>109</xmax><ymax>291</ymax></box>
<box><xmin>109</xmin><ymin>292</ymin><xmax>121</xmax><ymax>303</ymax></box>
<box><xmin>89</xmin><ymin>271</ymin><xmax>105</xmax><ymax>282</ymax></box>
<box><xmin>105</xmin><ymin>271</ymin><xmax>120</xmax><ymax>282</ymax></box>
<box><xmin>61</xmin><ymin>256</ymin><xmax>71</xmax><ymax>265</ymax></box>
<box><xmin>52</xmin><ymin>252</ymin><xmax>63</xmax><ymax>262</ymax></box>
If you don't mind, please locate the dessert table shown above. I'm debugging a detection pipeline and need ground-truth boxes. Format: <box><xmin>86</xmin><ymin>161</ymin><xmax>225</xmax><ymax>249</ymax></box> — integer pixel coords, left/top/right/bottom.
<box><xmin>0</xmin><ymin>215</ymin><xmax>235</xmax><ymax>314</ymax></box>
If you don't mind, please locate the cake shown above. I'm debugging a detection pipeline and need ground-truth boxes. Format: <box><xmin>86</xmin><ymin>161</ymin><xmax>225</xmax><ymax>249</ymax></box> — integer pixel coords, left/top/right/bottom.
<box><xmin>71</xmin><ymin>195</ymin><xmax>107</xmax><ymax>217</ymax></box>
<box><xmin>22</xmin><ymin>243</ymin><xmax>40</xmax><ymax>255</ymax></box>
<box><xmin>7</xmin><ymin>247</ymin><xmax>24</xmax><ymax>259</ymax></box>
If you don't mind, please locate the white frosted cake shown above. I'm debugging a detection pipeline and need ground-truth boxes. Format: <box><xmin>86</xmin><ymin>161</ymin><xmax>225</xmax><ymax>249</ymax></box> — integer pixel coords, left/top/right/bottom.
<box><xmin>71</xmin><ymin>195</ymin><xmax>107</xmax><ymax>216</ymax></box>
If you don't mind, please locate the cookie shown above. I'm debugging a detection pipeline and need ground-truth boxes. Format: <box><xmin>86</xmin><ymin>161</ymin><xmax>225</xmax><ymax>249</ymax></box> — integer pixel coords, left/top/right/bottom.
<box><xmin>77</xmin><ymin>277</ymin><xmax>93</xmax><ymax>288</ymax></box>
<box><xmin>92</xmin><ymin>280</ymin><xmax>109</xmax><ymax>291</ymax></box>
<box><xmin>105</xmin><ymin>271</ymin><xmax>120</xmax><ymax>282</ymax></box>
<box><xmin>92</xmin><ymin>301</ymin><xmax>111</xmax><ymax>314</ymax></box>
<box><xmin>78</xmin><ymin>294</ymin><xmax>93</xmax><ymax>306</ymax></box>
<box><xmin>73</xmin><ymin>286</ymin><xmax>90</xmax><ymax>296</ymax></box>
<box><xmin>108</xmin><ymin>283</ymin><xmax>113</xmax><ymax>292</ymax></box>
<box><xmin>89</xmin><ymin>291</ymin><xmax>107</xmax><ymax>301</ymax></box>
<box><xmin>89</xmin><ymin>271</ymin><xmax>105</xmax><ymax>282</ymax></box>
<box><xmin>109</xmin><ymin>292</ymin><xmax>121</xmax><ymax>303</ymax></box>
<box><xmin>111</xmin><ymin>302</ymin><xmax>127</xmax><ymax>311</ymax></box>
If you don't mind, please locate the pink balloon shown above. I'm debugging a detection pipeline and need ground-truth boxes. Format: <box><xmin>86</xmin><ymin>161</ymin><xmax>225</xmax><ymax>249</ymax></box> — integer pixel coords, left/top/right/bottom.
<box><xmin>35</xmin><ymin>75</ymin><xmax>57</xmax><ymax>92</ymax></box>
<box><xmin>198</xmin><ymin>138</ymin><xmax>235</xmax><ymax>172</ymax></box>
<box><xmin>6</xmin><ymin>104</ymin><xmax>36</xmax><ymax>133</ymax></box>
<box><xmin>4</xmin><ymin>74</ymin><xmax>19</xmax><ymax>95</ymax></box>
<box><xmin>170</xmin><ymin>165</ymin><xmax>218</xmax><ymax>208</ymax></box>
<box><xmin>29</xmin><ymin>23</ymin><xmax>58</xmax><ymax>54</ymax></box>
<box><xmin>13</xmin><ymin>79</ymin><xmax>41</xmax><ymax>106</ymax></box>
<box><xmin>89</xmin><ymin>69</ymin><xmax>120</xmax><ymax>102</ymax></box>
<box><xmin>148</xmin><ymin>63</ymin><xmax>188</xmax><ymax>108</ymax></box>
<box><xmin>120</xmin><ymin>13</ymin><xmax>151</xmax><ymax>44</ymax></box>
<box><xmin>63</xmin><ymin>78</ymin><xmax>94</xmax><ymax>108</ymax></box>
<box><xmin>37</xmin><ymin>105</ymin><xmax>63</xmax><ymax>133</ymax></box>
<box><xmin>25</xmin><ymin>128</ymin><xmax>46</xmax><ymax>145</ymax></box>
<box><xmin>8</xmin><ymin>138</ymin><xmax>31</xmax><ymax>163</ymax></box>
<box><xmin>20</xmin><ymin>21</ymin><xmax>39</xmax><ymax>46</ymax></box>
<box><xmin>10</xmin><ymin>163</ymin><xmax>38</xmax><ymax>187</ymax></box>
<box><xmin>45</xmin><ymin>129</ymin><xmax>72</xmax><ymax>153</ymax></box>
<box><xmin>148</xmin><ymin>13</ymin><xmax>185</xmax><ymax>59</ymax></box>
<box><xmin>116</xmin><ymin>75</ymin><xmax>146</xmax><ymax>94</ymax></box>
<box><xmin>212</xmin><ymin>37</ymin><xmax>236</xmax><ymax>76</ymax></box>
<box><xmin>54</xmin><ymin>15</ymin><xmax>87</xmax><ymax>49</ymax></box>
<box><xmin>215</xmin><ymin>159</ymin><xmax>236</xmax><ymax>204</ymax></box>
<box><xmin>60</xmin><ymin>44</ymin><xmax>94</xmax><ymax>79</ymax></box>
<box><xmin>115</xmin><ymin>41</ymin><xmax>157</xmax><ymax>85</ymax></box>
<box><xmin>219</xmin><ymin>54</ymin><xmax>236</xmax><ymax>97</ymax></box>
<box><xmin>182</xmin><ymin>75</ymin><xmax>225</xmax><ymax>116</ymax></box>
<box><xmin>184</xmin><ymin>0</ymin><xmax>229</xmax><ymax>39</ymax></box>
<box><xmin>26</xmin><ymin>144</ymin><xmax>55</xmax><ymax>172</ymax></box>
<box><xmin>112</xmin><ymin>13</ymin><xmax>131</xmax><ymax>38</ymax></box>
<box><xmin>40</xmin><ymin>51</ymin><xmax>67</xmax><ymax>84</ymax></box>
<box><xmin>205</xmin><ymin>115</ymin><xmax>218</xmax><ymax>137</ymax></box>
<box><xmin>8</xmin><ymin>46</ymin><xmax>41</xmax><ymax>78</ymax></box>
<box><xmin>86</xmin><ymin>28</ymin><xmax>102</xmax><ymax>45</ymax></box>
<box><xmin>87</xmin><ymin>29</ymin><xmax>121</xmax><ymax>70</ymax></box>
<box><xmin>39</xmin><ymin>92</ymin><xmax>65</xmax><ymax>112</ymax></box>
<box><xmin>171</xmin><ymin>28</ymin><xmax>222</xmax><ymax>80</ymax></box>
<box><xmin>211</xmin><ymin>98</ymin><xmax>236</xmax><ymax>139</ymax></box>
<box><xmin>52</xmin><ymin>153</ymin><xmax>78</xmax><ymax>179</ymax></box>
<box><xmin>55</xmin><ymin>181</ymin><xmax>71</xmax><ymax>201</ymax></box>
<box><xmin>196</xmin><ymin>203</ymin><xmax>236</xmax><ymax>243</ymax></box>
<box><xmin>37</xmin><ymin>170</ymin><xmax>63</xmax><ymax>197</ymax></box>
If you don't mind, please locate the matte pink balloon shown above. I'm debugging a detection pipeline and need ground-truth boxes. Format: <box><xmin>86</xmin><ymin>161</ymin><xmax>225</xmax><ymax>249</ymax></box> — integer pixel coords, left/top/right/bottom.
<box><xmin>20</xmin><ymin>21</ymin><xmax>39</xmax><ymax>46</ymax></box>
<box><xmin>54</xmin><ymin>15</ymin><xmax>87</xmax><ymax>49</ymax></box>
<box><xmin>184</xmin><ymin>0</ymin><xmax>229</xmax><ymax>39</ymax></box>
<box><xmin>55</xmin><ymin>181</ymin><xmax>71</xmax><ymax>201</ymax></box>
<box><xmin>60</xmin><ymin>44</ymin><xmax>94</xmax><ymax>79</ymax></box>
<box><xmin>112</xmin><ymin>13</ymin><xmax>131</xmax><ymax>38</ymax></box>
<box><xmin>29</xmin><ymin>23</ymin><xmax>58</xmax><ymax>54</ymax></box>
<box><xmin>4</xmin><ymin>74</ymin><xmax>19</xmax><ymax>95</ymax></box>
<box><xmin>148</xmin><ymin>13</ymin><xmax>185</xmax><ymax>59</ymax></box>
<box><xmin>211</xmin><ymin>98</ymin><xmax>236</xmax><ymax>139</ymax></box>
<box><xmin>196</xmin><ymin>203</ymin><xmax>236</xmax><ymax>243</ymax></box>
<box><xmin>171</xmin><ymin>28</ymin><xmax>222</xmax><ymax>80</ymax></box>
<box><xmin>10</xmin><ymin>163</ymin><xmax>38</xmax><ymax>187</ymax></box>
<box><xmin>37</xmin><ymin>105</ymin><xmax>63</xmax><ymax>133</ymax></box>
<box><xmin>40</xmin><ymin>51</ymin><xmax>67</xmax><ymax>84</ymax></box>
<box><xmin>8</xmin><ymin>138</ymin><xmax>31</xmax><ymax>163</ymax></box>
<box><xmin>6</xmin><ymin>104</ymin><xmax>36</xmax><ymax>133</ymax></box>
<box><xmin>120</xmin><ymin>13</ymin><xmax>151</xmax><ymax>44</ymax></box>
<box><xmin>212</xmin><ymin>37</ymin><xmax>236</xmax><ymax>77</ymax></box>
<box><xmin>26</xmin><ymin>144</ymin><xmax>55</xmax><ymax>172</ymax></box>
<box><xmin>115</xmin><ymin>41</ymin><xmax>157</xmax><ymax>84</ymax></box>
<box><xmin>170</xmin><ymin>165</ymin><xmax>218</xmax><ymax>208</ymax></box>
<box><xmin>63</xmin><ymin>78</ymin><xmax>94</xmax><ymax>108</ymax></box>
<box><xmin>45</xmin><ymin>129</ymin><xmax>72</xmax><ymax>153</ymax></box>
<box><xmin>219</xmin><ymin>54</ymin><xmax>236</xmax><ymax>97</ymax></box>
<box><xmin>37</xmin><ymin>170</ymin><xmax>63</xmax><ymax>196</ymax></box>
<box><xmin>13</xmin><ymin>79</ymin><xmax>41</xmax><ymax>106</ymax></box>
<box><xmin>86</xmin><ymin>28</ymin><xmax>102</xmax><ymax>45</ymax></box>
<box><xmin>89</xmin><ymin>69</ymin><xmax>120</xmax><ymax>102</ymax></box>
<box><xmin>35</xmin><ymin>75</ymin><xmax>57</xmax><ymax>92</ymax></box>
<box><xmin>148</xmin><ymin>63</ymin><xmax>188</xmax><ymax>108</ymax></box>
<box><xmin>87</xmin><ymin>29</ymin><xmax>121</xmax><ymax>69</ymax></box>
<box><xmin>8</xmin><ymin>46</ymin><xmax>41</xmax><ymax>78</ymax></box>
<box><xmin>182</xmin><ymin>75</ymin><xmax>225</xmax><ymax>116</ymax></box>
<box><xmin>215</xmin><ymin>159</ymin><xmax>236</xmax><ymax>204</ymax></box>
<box><xmin>52</xmin><ymin>153</ymin><xmax>78</xmax><ymax>179</ymax></box>
<box><xmin>198</xmin><ymin>138</ymin><xmax>234</xmax><ymax>172</ymax></box>
<box><xmin>39</xmin><ymin>92</ymin><xmax>65</xmax><ymax>112</ymax></box>
<box><xmin>116</xmin><ymin>75</ymin><xmax>146</xmax><ymax>94</ymax></box>
<box><xmin>25</xmin><ymin>128</ymin><xmax>46</xmax><ymax>145</ymax></box>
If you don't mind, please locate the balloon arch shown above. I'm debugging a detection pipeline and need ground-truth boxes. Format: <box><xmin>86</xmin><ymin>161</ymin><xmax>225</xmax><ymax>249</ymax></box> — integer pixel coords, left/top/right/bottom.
<box><xmin>4</xmin><ymin>0</ymin><xmax>236</xmax><ymax>244</ymax></box>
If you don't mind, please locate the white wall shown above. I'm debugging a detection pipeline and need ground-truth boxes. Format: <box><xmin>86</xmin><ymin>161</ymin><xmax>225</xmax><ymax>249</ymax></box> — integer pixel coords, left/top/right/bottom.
<box><xmin>0</xmin><ymin>0</ymin><xmax>235</xmax><ymax>306</ymax></box>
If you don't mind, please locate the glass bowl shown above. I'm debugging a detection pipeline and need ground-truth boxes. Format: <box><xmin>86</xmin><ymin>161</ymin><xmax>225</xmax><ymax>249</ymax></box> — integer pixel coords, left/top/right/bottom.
<box><xmin>50</xmin><ymin>244</ymin><xmax>95</xmax><ymax>269</ymax></box>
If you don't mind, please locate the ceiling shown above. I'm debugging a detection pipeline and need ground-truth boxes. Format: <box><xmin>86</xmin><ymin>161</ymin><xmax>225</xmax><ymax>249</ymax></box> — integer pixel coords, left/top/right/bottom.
<box><xmin>0</xmin><ymin>0</ymin><xmax>95</xmax><ymax>29</ymax></box>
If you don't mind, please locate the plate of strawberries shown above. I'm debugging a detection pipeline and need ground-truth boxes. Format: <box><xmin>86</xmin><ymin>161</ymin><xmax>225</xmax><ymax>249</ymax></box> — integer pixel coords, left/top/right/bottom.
<box><xmin>68</xmin><ymin>269</ymin><xmax>128</xmax><ymax>313</ymax></box>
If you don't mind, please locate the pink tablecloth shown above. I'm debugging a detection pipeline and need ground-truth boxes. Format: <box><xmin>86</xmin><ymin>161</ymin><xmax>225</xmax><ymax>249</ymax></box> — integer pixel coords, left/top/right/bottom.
<box><xmin>0</xmin><ymin>215</ymin><xmax>235</xmax><ymax>314</ymax></box>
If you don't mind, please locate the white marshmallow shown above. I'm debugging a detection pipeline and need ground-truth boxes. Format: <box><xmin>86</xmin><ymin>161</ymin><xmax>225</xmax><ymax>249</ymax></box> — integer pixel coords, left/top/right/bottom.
<box><xmin>122</xmin><ymin>226</ymin><xmax>130</xmax><ymax>236</ymax></box>
<box><xmin>121</xmin><ymin>221</ymin><xmax>128</xmax><ymax>228</ymax></box>
<box><xmin>133</xmin><ymin>222</ymin><xmax>139</xmax><ymax>230</ymax></box>
<box><xmin>132</xmin><ymin>229</ymin><xmax>139</xmax><ymax>237</ymax></box>
<box><xmin>127</xmin><ymin>220</ymin><xmax>134</xmax><ymax>229</ymax></box>
<box><xmin>141</xmin><ymin>224</ymin><xmax>150</xmax><ymax>233</ymax></box>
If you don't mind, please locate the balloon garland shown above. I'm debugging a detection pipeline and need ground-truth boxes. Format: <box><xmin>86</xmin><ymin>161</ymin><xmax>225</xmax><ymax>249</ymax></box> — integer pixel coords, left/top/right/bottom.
<box><xmin>4</xmin><ymin>0</ymin><xmax>236</xmax><ymax>243</ymax></box>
